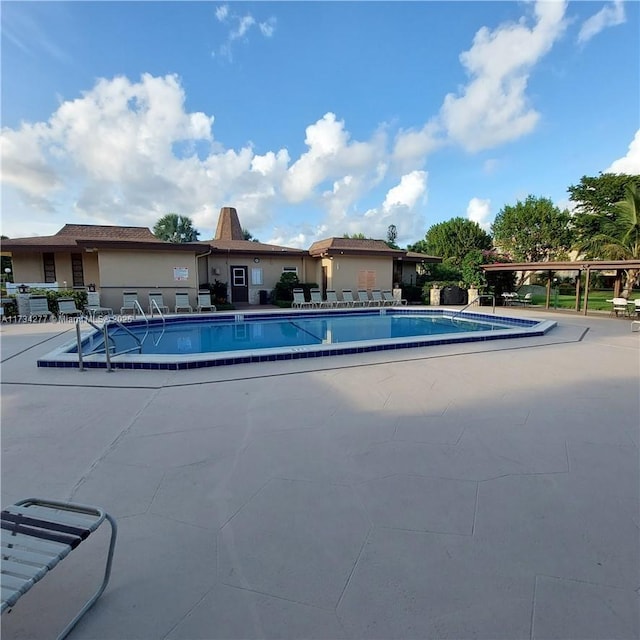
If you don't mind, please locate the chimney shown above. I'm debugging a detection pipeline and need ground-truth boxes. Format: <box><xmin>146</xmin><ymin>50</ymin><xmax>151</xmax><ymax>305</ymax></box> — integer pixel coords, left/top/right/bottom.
<box><xmin>215</xmin><ymin>207</ymin><xmax>244</xmax><ymax>240</ymax></box>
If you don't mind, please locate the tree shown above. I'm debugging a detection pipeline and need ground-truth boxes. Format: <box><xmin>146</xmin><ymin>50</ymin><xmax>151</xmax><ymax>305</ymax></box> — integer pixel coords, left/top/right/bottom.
<box><xmin>491</xmin><ymin>196</ymin><xmax>573</xmax><ymax>263</ymax></box>
<box><xmin>568</xmin><ymin>173</ymin><xmax>640</xmax><ymax>247</ymax></box>
<box><xmin>574</xmin><ymin>183</ymin><xmax>640</xmax><ymax>297</ymax></box>
<box><xmin>243</xmin><ymin>229</ymin><xmax>260</xmax><ymax>242</ymax></box>
<box><xmin>343</xmin><ymin>232</ymin><xmax>368</xmax><ymax>239</ymax></box>
<box><xmin>422</xmin><ymin>217</ymin><xmax>492</xmax><ymax>267</ymax></box>
<box><xmin>385</xmin><ymin>224</ymin><xmax>400</xmax><ymax>250</ymax></box>
<box><xmin>153</xmin><ymin>214</ymin><xmax>200</xmax><ymax>243</ymax></box>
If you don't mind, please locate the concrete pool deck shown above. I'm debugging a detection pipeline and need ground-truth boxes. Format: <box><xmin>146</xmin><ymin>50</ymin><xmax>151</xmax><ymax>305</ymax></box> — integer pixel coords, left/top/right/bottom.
<box><xmin>1</xmin><ymin>306</ymin><xmax>638</xmax><ymax>639</ymax></box>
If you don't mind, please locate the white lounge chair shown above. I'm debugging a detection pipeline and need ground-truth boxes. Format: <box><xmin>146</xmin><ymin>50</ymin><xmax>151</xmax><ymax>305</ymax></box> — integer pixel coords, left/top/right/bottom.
<box><xmin>309</xmin><ymin>288</ymin><xmax>323</xmax><ymax>308</ymax></box>
<box><xmin>634</xmin><ymin>299</ymin><xmax>640</xmax><ymax>317</ymax></box>
<box><xmin>382</xmin><ymin>290</ymin><xmax>407</xmax><ymax>305</ymax></box>
<box><xmin>85</xmin><ymin>291</ymin><xmax>113</xmax><ymax>318</ymax></box>
<box><xmin>148</xmin><ymin>291</ymin><xmax>169</xmax><ymax>315</ymax></box>
<box><xmin>120</xmin><ymin>291</ymin><xmax>140</xmax><ymax>315</ymax></box>
<box><xmin>321</xmin><ymin>290</ymin><xmax>337</xmax><ymax>308</ymax></box>
<box><xmin>355</xmin><ymin>290</ymin><xmax>371</xmax><ymax>307</ymax></box>
<box><xmin>341</xmin><ymin>290</ymin><xmax>356</xmax><ymax>307</ymax></box>
<box><xmin>369</xmin><ymin>290</ymin><xmax>384</xmax><ymax>307</ymax></box>
<box><xmin>197</xmin><ymin>291</ymin><xmax>216</xmax><ymax>313</ymax></box>
<box><xmin>57</xmin><ymin>297</ymin><xmax>83</xmax><ymax>318</ymax></box>
<box><xmin>292</xmin><ymin>288</ymin><xmax>311</xmax><ymax>309</ymax></box>
<box><xmin>28</xmin><ymin>295</ymin><xmax>53</xmax><ymax>321</ymax></box>
<box><xmin>174</xmin><ymin>292</ymin><xmax>193</xmax><ymax>313</ymax></box>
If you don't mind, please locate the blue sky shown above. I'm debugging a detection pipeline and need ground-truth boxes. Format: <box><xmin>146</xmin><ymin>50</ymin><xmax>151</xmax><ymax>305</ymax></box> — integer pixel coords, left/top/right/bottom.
<box><xmin>2</xmin><ymin>1</ymin><xmax>638</xmax><ymax>248</ymax></box>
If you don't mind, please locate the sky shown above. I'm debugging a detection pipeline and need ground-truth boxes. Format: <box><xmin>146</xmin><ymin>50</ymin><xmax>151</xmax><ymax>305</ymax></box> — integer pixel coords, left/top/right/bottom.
<box><xmin>1</xmin><ymin>0</ymin><xmax>639</xmax><ymax>248</ymax></box>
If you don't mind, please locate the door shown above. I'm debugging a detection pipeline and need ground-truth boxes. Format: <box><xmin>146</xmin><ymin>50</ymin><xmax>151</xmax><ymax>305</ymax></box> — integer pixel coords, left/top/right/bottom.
<box><xmin>230</xmin><ymin>266</ymin><xmax>248</xmax><ymax>303</ymax></box>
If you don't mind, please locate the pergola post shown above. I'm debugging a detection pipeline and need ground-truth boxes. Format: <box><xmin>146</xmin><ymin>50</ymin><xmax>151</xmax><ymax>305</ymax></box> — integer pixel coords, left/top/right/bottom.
<box><xmin>574</xmin><ymin>269</ymin><xmax>582</xmax><ymax>313</ymax></box>
<box><xmin>583</xmin><ymin>268</ymin><xmax>591</xmax><ymax>315</ymax></box>
<box><xmin>545</xmin><ymin>271</ymin><xmax>552</xmax><ymax>309</ymax></box>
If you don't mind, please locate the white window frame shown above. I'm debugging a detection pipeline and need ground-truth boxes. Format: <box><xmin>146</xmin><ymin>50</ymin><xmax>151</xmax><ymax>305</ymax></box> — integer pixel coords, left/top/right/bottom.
<box><xmin>251</xmin><ymin>268</ymin><xmax>264</xmax><ymax>285</ymax></box>
<box><xmin>282</xmin><ymin>267</ymin><xmax>298</xmax><ymax>275</ymax></box>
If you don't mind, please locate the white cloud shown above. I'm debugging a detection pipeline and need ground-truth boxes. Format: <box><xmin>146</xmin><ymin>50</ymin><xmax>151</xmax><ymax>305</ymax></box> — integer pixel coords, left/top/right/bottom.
<box><xmin>440</xmin><ymin>0</ymin><xmax>567</xmax><ymax>152</ymax></box>
<box><xmin>282</xmin><ymin>112</ymin><xmax>386</xmax><ymax>203</ymax></box>
<box><xmin>466</xmin><ymin>197</ymin><xmax>492</xmax><ymax>230</ymax></box>
<box><xmin>383</xmin><ymin>171</ymin><xmax>426</xmax><ymax>212</ymax></box>
<box><xmin>215</xmin><ymin>4</ymin><xmax>228</xmax><ymax>22</ymax></box>
<box><xmin>604</xmin><ymin>129</ymin><xmax>640</xmax><ymax>174</ymax></box>
<box><xmin>392</xmin><ymin>121</ymin><xmax>443</xmax><ymax>170</ymax></box>
<box><xmin>577</xmin><ymin>0</ymin><xmax>625</xmax><ymax>45</ymax></box>
<box><xmin>214</xmin><ymin>4</ymin><xmax>276</xmax><ymax>60</ymax></box>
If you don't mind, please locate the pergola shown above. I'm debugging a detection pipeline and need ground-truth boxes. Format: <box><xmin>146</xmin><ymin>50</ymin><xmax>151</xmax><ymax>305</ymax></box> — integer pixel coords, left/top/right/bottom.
<box><xmin>481</xmin><ymin>260</ymin><xmax>640</xmax><ymax>315</ymax></box>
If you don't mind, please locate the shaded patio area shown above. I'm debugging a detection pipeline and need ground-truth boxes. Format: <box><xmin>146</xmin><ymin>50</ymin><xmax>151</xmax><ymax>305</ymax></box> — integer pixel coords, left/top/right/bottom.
<box><xmin>1</xmin><ymin>307</ymin><xmax>638</xmax><ymax>639</ymax></box>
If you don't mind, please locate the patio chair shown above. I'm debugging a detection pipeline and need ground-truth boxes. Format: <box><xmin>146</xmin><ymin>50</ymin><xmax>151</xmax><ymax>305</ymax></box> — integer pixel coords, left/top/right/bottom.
<box><xmin>120</xmin><ymin>291</ymin><xmax>140</xmax><ymax>315</ymax></box>
<box><xmin>174</xmin><ymin>292</ymin><xmax>193</xmax><ymax>313</ymax></box>
<box><xmin>148</xmin><ymin>291</ymin><xmax>169</xmax><ymax>316</ymax></box>
<box><xmin>309</xmin><ymin>288</ymin><xmax>323</xmax><ymax>308</ymax></box>
<box><xmin>369</xmin><ymin>290</ymin><xmax>384</xmax><ymax>306</ymax></box>
<box><xmin>355</xmin><ymin>290</ymin><xmax>371</xmax><ymax>307</ymax></box>
<box><xmin>340</xmin><ymin>290</ymin><xmax>356</xmax><ymax>307</ymax></box>
<box><xmin>382</xmin><ymin>290</ymin><xmax>407</xmax><ymax>305</ymax></box>
<box><xmin>197</xmin><ymin>291</ymin><xmax>217</xmax><ymax>313</ymax></box>
<box><xmin>610</xmin><ymin>297</ymin><xmax>629</xmax><ymax>318</ymax></box>
<box><xmin>1</xmin><ymin>497</ymin><xmax>117</xmax><ymax>640</ymax></box>
<box><xmin>28</xmin><ymin>295</ymin><xmax>53</xmax><ymax>321</ymax></box>
<box><xmin>520</xmin><ymin>292</ymin><xmax>532</xmax><ymax>306</ymax></box>
<box><xmin>634</xmin><ymin>299</ymin><xmax>640</xmax><ymax>317</ymax></box>
<box><xmin>292</xmin><ymin>288</ymin><xmax>311</xmax><ymax>309</ymax></box>
<box><xmin>85</xmin><ymin>291</ymin><xmax>113</xmax><ymax>318</ymax></box>
<box><xmin>57</xmin><ymin>297</ymin><xmax>83</xmax><ymax>319</ymax></box>
<box><xmin>321</xmin><ymin>290</ymin><xmax>339</xmax><ymax>308</ymax></box>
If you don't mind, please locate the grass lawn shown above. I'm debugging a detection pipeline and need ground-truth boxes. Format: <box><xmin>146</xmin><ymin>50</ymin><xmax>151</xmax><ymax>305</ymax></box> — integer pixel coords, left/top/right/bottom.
<box><xmin>529</xmin><ymin>289</ymin><xmax>637</xmax><ymax>311</ymax></box>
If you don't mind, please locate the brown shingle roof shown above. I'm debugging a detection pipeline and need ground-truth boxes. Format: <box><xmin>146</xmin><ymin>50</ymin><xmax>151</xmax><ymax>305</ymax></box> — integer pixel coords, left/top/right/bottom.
<box><xmin>214</xmin><ymin>207</ymin><xmax>244</xmax><ymax>241</ymax></box>
<box><xmin>55</xmin><ymin>224</ymin><xmax>159</xmax><ymax>241</ymax></box>
<box><xmin>308</xmin><ymin>237</ymin><xmax>405</xmax><ymax>257</ymax></box>
<box><xmin>209</xmin><ymin>239</ymin><xmax>305</xmax><ymax>255</ymax></box>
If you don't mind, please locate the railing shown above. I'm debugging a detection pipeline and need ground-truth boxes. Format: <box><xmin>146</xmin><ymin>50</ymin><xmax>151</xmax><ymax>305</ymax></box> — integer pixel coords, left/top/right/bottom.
<box><xmin>448</xmin><ymin>294</ymin><xmax>495</xmax><ymax>321</ymax></box>
<box><xmin>148</xmin><ymin>299</ymin><xmax>166</xmax><ymax>347</ymax></box>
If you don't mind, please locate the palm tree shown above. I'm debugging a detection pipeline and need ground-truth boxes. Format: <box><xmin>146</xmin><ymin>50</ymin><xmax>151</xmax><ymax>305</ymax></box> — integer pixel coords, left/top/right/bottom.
<box><xmin>575</xmin><ymin>183</ymin><xmax>640</xmax><ymax>297</ymax></box>
<box><xmin>153</xmin><ymin>214</ymin><xmax>200</xmax><ymax>243</ymax></box>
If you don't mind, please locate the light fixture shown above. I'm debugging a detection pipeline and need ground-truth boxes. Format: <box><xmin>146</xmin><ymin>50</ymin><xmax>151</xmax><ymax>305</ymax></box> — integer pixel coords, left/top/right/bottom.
<box><xmin>254</xmin><ymin>257</ymin><xmax>260</xmax><ymax>263</ymax></box>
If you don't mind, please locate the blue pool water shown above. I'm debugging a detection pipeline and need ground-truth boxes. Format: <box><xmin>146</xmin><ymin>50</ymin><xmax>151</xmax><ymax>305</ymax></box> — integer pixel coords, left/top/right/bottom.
<box><xmin>38</xmin><ymin>308</ymin><xmax>556</xmax><ymax>370</ymax></box>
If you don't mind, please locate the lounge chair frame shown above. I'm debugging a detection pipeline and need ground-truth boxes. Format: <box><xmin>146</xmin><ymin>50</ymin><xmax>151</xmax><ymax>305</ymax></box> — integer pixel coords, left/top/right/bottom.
<box><xmin>84</xmin><ymin>292</ymin><xmax>113</xmax><ymax>318</ymax></box>
<box><xmin>57</xmin><ymin>298</ymin><xmax>83</xmax><ymax>319</ymax></box>
<box><xmin>148</xmin><ymin>292</ymin><xmax>169</xmax><ymax>316</ymax></box>
<box><xmin>28</xmin><ymin>296</ymin><xmax>53</xmax><ymax>321</ymax></box>
<box><xmin>174</xmin><ymin>292</ymin><xmax>193</xmax><ymax>314</ymax></box>
<box><xmin>1</xmin><ymin>498</ymin><xmax>117</xmax><ymax>640</ymax></box>
<box><xmin>197</xmin><ymin>291</ymin><xmax>216</xmax><ymax>313</ymax></box>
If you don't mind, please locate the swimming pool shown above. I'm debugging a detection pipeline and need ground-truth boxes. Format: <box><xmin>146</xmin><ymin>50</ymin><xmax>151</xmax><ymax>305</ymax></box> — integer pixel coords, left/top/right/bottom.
<box><xmin>38</xmin><ymin>308</ymin><xmax>556</xmax><ymax>370</ymax></box>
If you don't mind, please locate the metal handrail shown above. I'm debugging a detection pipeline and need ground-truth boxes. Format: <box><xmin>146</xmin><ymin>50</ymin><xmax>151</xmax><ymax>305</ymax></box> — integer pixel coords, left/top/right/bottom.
<box><xmin>103</xmin><ymin>319</ymin><xmax>145</xmax><ymax>372</ymax></box>
<box><xmin>149</xmin><ymin>299</ymin><xmax>166</xmax><ymax>346</ymax></box>
<box><xmin>75</xmin><ymin>315</ymin><xmax>116</xmax><ymax>371</ymax></box>
<box><xmin>448</xmin><ymin>294</ymin><xmax>496</xmax><ymax>320</ymax></box>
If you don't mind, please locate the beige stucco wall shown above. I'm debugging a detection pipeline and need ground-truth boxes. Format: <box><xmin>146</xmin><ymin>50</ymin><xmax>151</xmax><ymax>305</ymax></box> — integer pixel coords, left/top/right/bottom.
<box><xmin>10</xmin><ymin>254</ymin><xmax>43</xmax><ymax>283</ymax></box>
<box><xmin>322</xmin><ymin>256</ymin><xmax>393</xmax><ymax>293</ymax></box>
<box><xmin>97</xmin><ymin>250</ymin><xmax>199</xmax><ymax>311</ymax></box>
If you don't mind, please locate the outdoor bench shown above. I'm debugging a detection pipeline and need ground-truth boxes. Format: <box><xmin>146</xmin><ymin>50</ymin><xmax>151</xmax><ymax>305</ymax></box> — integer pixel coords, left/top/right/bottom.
<box><xmin>1</xmin><ymin>498</ymin><xmax>117</xmax><ymax>640</ymax></box>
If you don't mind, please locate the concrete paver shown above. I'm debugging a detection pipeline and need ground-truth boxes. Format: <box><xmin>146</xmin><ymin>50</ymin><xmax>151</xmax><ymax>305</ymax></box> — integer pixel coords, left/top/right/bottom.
<box><xmin>1</xmin><ymin>309</ymin><xmax>638</xmax><ymax>639</ymax></box>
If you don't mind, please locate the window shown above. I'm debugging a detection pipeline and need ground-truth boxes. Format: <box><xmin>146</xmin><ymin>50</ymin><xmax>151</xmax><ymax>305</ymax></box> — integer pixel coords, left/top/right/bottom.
<box><xmin>71</xmin><ymin>253</ymin><xmax>84</xmax><ymax>287</ymax></box>
<box><xmin>43</xmin><ymin>253</ymin><xmax>56</xmax><ymax>283</ymax></box>
<box><xmin>232</xmin><ymin>267</ymin><xmax>246</xmax><ymax>286</ymax></box>
<box><xmin>357</xmin><ymin>270</ymin><xmax>376</xmax><ymax>289</ymax></box>
<box><xmin>282</xmin><ymin>267</ymin><xmax>298</xmax><ymax>275</ymax></box>
<box><xmin>251</xmin><ymin>268</ymin><xmax>263</xmax><ymax>285</ymax></box>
